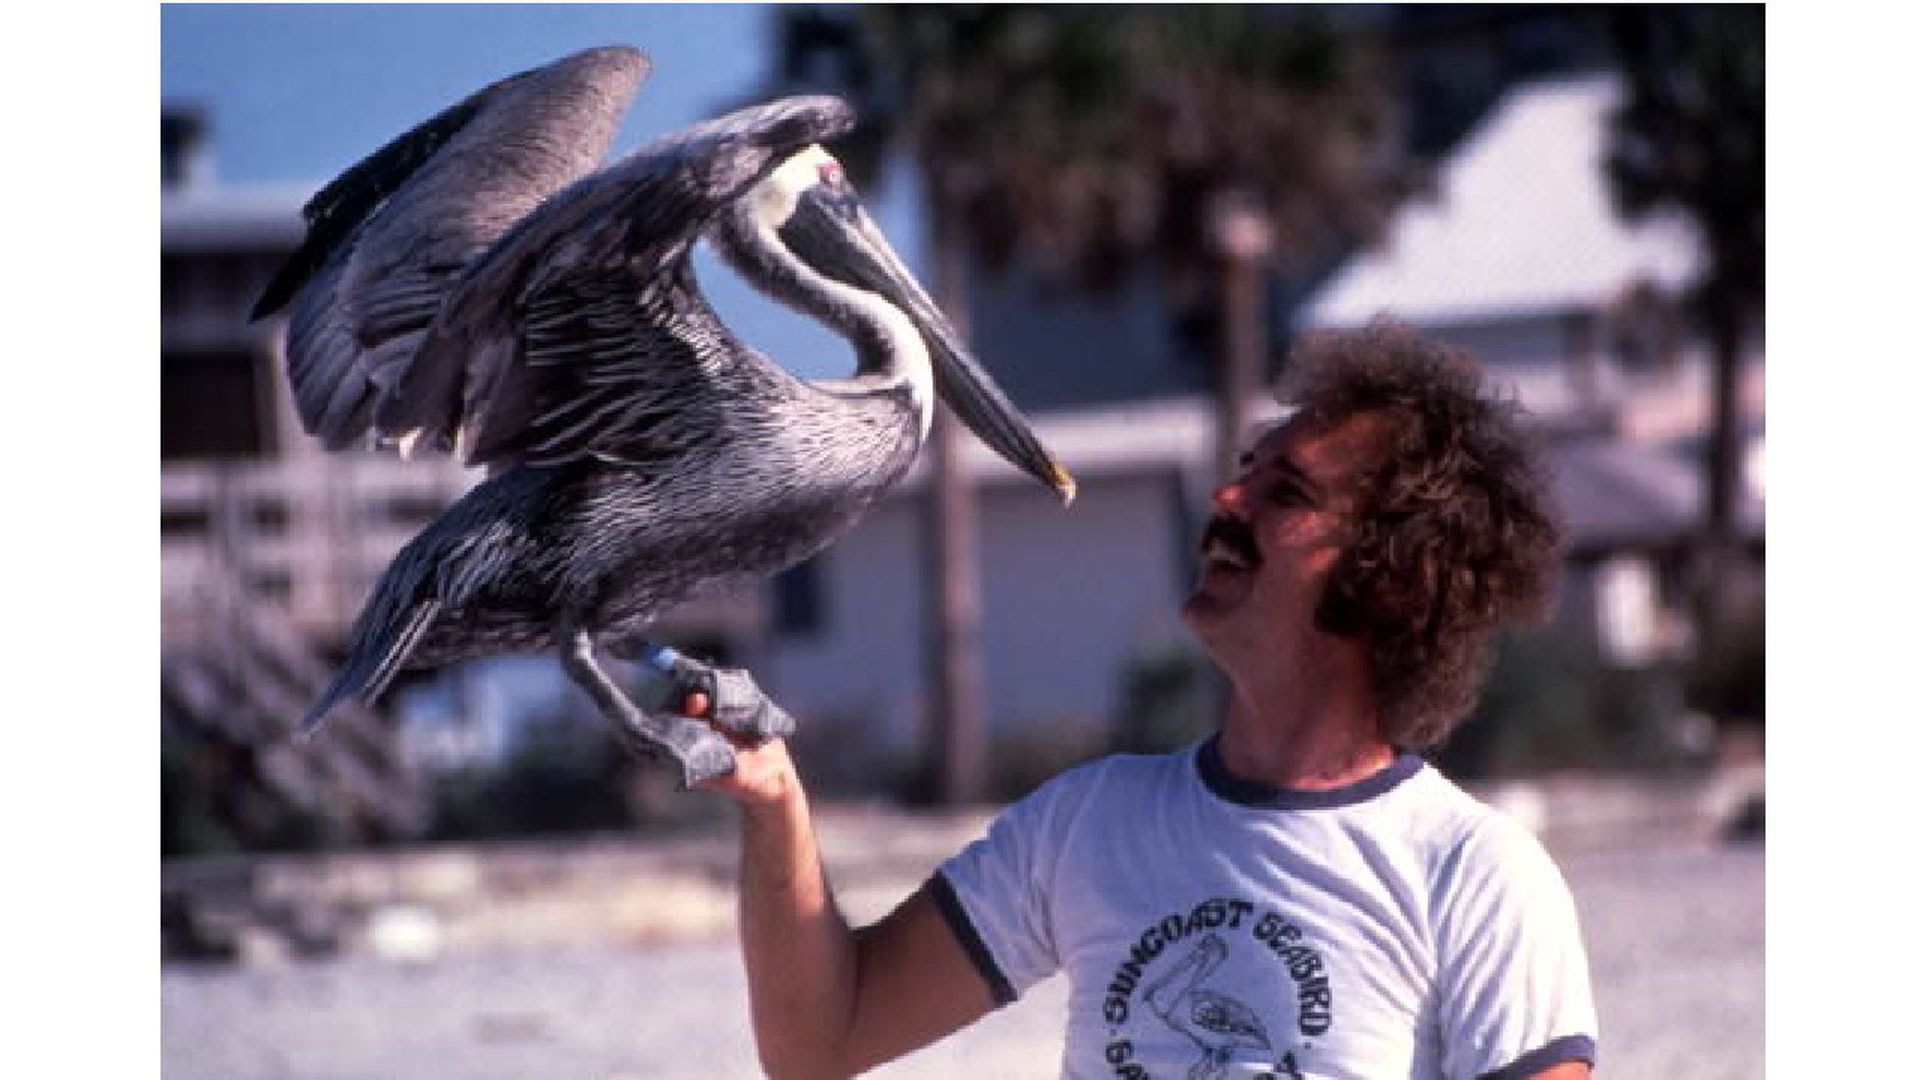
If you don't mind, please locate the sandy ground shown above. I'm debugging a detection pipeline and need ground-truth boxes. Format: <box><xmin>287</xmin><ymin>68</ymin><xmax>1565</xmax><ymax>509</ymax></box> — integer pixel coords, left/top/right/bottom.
<box><xmin>162</xmin><ymin>831</ymin><xmax>1760</xmax><ymax>1078</ymax></box>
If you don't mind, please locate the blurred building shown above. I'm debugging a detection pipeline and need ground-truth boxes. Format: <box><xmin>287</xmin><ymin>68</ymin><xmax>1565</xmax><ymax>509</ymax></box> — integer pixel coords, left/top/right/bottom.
<box><xmin>757</xmin><ymin>73</ymin><xmax>1764</xmax><ymax>766</ymax></box>
<box><xmin>1298</xmin><ymin>74</ymin><xmax>1765</xmax><ymax>667</ymax></box>
<box><xmin>759</xmin><ymin>396</ymin><xmax>1249</xmax><ymax>777</ymax></box>
<box><xmin>161</xmin><ymin>58</ymin><xmax>1763</xmax><ymax>813</ymax></box>
<box><xmin>163</xmin><ymin>106</ymin><xmax>429</xmax><ymax>844</ymax></box>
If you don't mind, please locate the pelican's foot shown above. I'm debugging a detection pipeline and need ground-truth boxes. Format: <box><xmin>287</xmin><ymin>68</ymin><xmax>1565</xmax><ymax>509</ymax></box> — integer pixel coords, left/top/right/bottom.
<box><xmin>639</xmin><ymin>648</ymin><xmax>796</xmax><ymax>744</ymax></box>
<box><xmin>560</xmin><ymin>630</ymin><xmax>738</xmax><ymax>789</ymax></box>
<box><xmin>629</xmin><ymin>712</ymin><xmax>739</xmax><ymax>790</ymax></box>
<box><xmin>697</xmin><ymin>665</ymin><xmax>797</xmax><ymax>742</ymax></box>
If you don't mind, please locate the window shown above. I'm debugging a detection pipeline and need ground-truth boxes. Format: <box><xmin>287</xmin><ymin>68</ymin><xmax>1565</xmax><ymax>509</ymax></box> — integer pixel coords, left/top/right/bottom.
<box><xmin>772</xmin><ymin>556</ymin><xmax>828</xmax><ymax>637</ymax></box>
<box><xmin>162</xmin><ymin>350</ymin><xmax>268</xmax><ymax>460</ymax></box>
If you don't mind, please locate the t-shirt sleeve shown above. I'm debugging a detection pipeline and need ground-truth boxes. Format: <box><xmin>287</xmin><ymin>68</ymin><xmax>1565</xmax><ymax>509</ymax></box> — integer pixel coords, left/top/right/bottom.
<box><xmin>1432</xmin><ymin>813</ymin><xmax>1599</xmax><ymax>1079</ymax></box>
<box><xmin>929</xmin><ymin>767</ymin><xmax>1089</xmax><ymax>1005</ymax></box>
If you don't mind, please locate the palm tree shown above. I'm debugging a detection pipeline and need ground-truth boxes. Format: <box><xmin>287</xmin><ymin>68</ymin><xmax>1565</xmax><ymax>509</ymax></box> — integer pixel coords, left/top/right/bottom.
<box><xmin>1603</xmin><ymin>5</ymin><xmax>1764</xmax><ymax>649</ymax></box>
<box><xmin>766</xmin><ymin>6</ymin><xmax>1412</xmax><ymax>802</ymax></box>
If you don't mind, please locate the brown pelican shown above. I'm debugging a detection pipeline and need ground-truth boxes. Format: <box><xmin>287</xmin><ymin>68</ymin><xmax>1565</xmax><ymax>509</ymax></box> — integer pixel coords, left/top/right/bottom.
<box><xmin>250</xmin><ymin>46</ymin><xmax>1076</xmax><ymax>786</ymax></box>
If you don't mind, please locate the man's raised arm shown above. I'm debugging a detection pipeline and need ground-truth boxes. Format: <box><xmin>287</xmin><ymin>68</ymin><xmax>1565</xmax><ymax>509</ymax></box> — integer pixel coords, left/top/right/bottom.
<box><xmin>703</xmin><ymin>737</ymin><xmax>999</xmax><ymax>1079</ymax></box>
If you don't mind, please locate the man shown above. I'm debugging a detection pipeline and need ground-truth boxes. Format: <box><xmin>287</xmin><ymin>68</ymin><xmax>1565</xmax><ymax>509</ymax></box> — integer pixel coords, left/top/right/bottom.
<box><xmin>699</xmin><ymin>321</ymin><xmax>1597</xmax><ymax>1078</ymax></box>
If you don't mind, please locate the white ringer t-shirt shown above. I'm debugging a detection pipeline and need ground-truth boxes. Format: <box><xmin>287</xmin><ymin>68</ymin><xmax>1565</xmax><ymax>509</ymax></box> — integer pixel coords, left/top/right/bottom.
<box><xmin>931</xmin><ymin>738</ymin><xmax>1598</xmax><ymax>1079</ymax></box>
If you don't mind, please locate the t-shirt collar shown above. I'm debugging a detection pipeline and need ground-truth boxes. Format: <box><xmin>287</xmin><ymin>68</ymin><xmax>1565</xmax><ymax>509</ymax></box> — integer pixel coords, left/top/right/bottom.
<box><xmin>1196</xmin><ymin>733</ymin><xmax>1424</xmax><ymax>809</ymax></box>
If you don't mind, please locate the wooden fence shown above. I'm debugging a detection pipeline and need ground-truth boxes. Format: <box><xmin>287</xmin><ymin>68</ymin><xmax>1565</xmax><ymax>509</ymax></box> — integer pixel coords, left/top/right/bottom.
<box><xmin>162</xmin><ymin>454</ymin><xmax>479</xmax><ymax>650</ymax></box>
<box><xmin>161</xmin><ymin>453</ymin><xmax>769</xmax><ymax>651</ymax></box>
<box><xmin>161</xmin><ymin>454</ymin><xmax>473</xmax><ymax>839</ymax></box>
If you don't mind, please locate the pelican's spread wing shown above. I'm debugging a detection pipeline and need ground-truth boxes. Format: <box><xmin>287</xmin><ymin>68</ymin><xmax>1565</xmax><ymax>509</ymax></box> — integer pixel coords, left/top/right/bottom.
<box><xmin>375</xmin><ymin>95</ymin><xmax>856</xmax><ymax>469</ymax></box>
<box><xmin>257</xmin><ymin>46</ymin><xmax>650</xmax><ymax>450</ymax></box>
<box><xmin>471</xmin><ymin>261</ymin><xmax>740</xmax><ymax>469</ymax></box>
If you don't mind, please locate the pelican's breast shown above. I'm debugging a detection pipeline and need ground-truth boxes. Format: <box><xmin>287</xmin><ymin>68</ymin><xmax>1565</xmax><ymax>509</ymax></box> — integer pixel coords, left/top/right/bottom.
<box><xmin>641</xmin><ymin>381</ymin><xmax>917</xmax><ymax>569</ymax></box>
<box><xmin>722</xmin><ymin>380</ymin><xmax>922</xmax><ymax>566</ymax></box>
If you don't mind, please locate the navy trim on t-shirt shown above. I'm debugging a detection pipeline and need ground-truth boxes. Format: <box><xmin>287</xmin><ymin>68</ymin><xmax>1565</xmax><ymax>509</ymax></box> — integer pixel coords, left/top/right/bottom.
<box><xmin>1477</xmin><ymin>1033</ymin><xmax>1597</xmax><ymax>1079</ymax></box>
<box><xmin>1196</xmin><ymin>734</ymin><xmax>1425</xmax><ymax>809</ymax></box>
<box><xmin>925</xmin><ymin>871</ymin><xmax>1018</xmax><ymax>1007</ymax></box>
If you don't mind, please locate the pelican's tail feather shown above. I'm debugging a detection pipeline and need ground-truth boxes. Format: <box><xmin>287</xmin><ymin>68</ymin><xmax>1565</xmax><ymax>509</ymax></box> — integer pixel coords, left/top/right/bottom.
<box><xmin>300</xmin><ymin>553</ymin><xmax>445</xmax><ymax>737</ymax></box>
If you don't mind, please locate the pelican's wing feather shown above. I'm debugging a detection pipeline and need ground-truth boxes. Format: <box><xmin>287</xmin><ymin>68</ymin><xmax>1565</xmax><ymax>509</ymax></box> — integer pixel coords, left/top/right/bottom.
<box><xmin>374</xmin><ymin>95</ymin><xmax>856</xmax><ymax>467</ymax></box>
<box><xmin>466</xmin><ymin>260</ymin><xmax>746</xmax><ymax>469</ymax></box>
<box><xmin>259</xmin><ymin>46</ymin><xmax>651</xmax><ymax>451</ymax></box>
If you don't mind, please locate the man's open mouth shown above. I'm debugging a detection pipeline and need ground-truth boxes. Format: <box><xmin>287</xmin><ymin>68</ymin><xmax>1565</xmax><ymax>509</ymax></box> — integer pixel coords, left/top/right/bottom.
<box><xmin>1200</xmin><ymin>515</ymin><xmax>1261</xmax><ymax>572</ymax></box>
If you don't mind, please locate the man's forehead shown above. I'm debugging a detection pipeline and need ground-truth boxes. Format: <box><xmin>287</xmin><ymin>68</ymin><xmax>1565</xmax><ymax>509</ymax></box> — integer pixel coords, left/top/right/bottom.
<box><xmin>1248</xmin><ymin>409</ymin><xmax>1390</xmax><ymax>479</ymax></box>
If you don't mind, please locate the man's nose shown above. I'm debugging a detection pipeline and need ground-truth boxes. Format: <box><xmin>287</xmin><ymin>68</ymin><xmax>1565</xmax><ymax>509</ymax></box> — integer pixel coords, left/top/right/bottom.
<box><xmin>1211</xmin><ymin>480</ymin><xmax>1248</xmax><ymax>517</ymax></box>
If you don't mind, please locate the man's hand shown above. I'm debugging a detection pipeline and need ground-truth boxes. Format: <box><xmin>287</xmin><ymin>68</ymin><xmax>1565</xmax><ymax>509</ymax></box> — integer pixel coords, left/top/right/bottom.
<box><xmin>682</xmin><ymin>689</ymin><xmax>801</xmax><ymax>810</ymax></box>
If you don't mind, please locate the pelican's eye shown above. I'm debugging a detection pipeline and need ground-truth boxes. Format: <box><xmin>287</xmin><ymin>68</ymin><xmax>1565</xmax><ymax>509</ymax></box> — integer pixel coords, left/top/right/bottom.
<box><xmin>818</xmin><ymin>159</ymin><xmax>848</xmax><ymax>189</ymax></box>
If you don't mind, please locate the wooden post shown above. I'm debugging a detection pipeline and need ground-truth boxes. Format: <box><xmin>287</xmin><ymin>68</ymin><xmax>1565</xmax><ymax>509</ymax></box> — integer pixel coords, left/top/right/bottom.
<box><xmin>1695</xmin><ymin>292</ymin><xmax>1748</xmax><ymax>657</ymax></box>
<box><xmin>1565</xmin><ymin>310</ymin><xmax>1612</xmax><ymax>422</ymax></box>
<box><xmin>327</xmin><ymin>456</ymin><xmax>360</xmax><ymax>639</ymax></box>
<box><xmin>1210</xmin><ymin>194</ymin><xmax>1274</xmax><ymax>485</ymax></box>
<box><xmin>923</xmin><ymin>199</ymin><xmax>988</xmax><ymax>806</ymax></box>
<box><xmin>210</xmin><ymin>465</ymin><xmax>253</xmax><ymax>712</ymax></box>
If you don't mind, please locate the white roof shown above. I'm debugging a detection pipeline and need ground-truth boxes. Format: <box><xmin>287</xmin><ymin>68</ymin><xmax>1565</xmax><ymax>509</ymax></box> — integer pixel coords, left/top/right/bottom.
<box><xmin>1302</xmin><ymin>74</ymin><xmax>1703</xmax><ymax>328</ymax></box>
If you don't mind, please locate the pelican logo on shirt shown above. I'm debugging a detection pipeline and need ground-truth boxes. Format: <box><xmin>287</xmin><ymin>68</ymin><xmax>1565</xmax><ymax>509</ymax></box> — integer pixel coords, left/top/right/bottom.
<box><xmin>1097</xmin><ymin>897</ymin><xmax>1332</xmax><ymax>1079</ymax></box>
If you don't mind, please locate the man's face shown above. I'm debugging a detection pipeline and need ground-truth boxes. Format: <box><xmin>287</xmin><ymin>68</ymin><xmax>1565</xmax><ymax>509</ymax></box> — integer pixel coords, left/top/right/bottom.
<box><xmin>1181</xmin><ymin>412</ymin><xmax>1383</xmax><ymax>660</ymax></box>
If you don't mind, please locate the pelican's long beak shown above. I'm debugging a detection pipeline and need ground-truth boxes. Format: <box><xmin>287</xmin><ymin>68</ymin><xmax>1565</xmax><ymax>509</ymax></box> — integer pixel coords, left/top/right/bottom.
<box><xmin>781</xmin><ymin>184</ymin><xmax>1077</xmax><ymax>505</ymax></box>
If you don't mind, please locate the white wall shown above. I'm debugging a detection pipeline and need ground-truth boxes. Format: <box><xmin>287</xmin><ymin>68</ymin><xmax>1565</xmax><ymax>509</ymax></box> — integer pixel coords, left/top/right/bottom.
<box><xmin>758</xmin><ymin>470</ymin><xmax>1196</xmax><ymax>758</ymax></box>
<box><xmin>977</xmin><ymin>471</ymin><xmax>1195</xmax><ymax>732</ymax></box>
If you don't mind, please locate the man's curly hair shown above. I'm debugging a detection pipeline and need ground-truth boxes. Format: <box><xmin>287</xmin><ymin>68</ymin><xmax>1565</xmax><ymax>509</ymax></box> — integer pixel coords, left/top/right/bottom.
<box><xmin>1278</xmin><ymin>320</ymin><xmax>1562</xmax><ymax>751</ymax></box>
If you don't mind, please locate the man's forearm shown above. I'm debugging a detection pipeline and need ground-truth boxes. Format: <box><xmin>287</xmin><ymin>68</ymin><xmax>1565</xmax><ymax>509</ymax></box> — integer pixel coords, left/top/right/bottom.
<box><xmin>708</xmin><ymin>736</ymin><xmax>993</xmax><ymax>1077</ymax></box>
<box><xmin>735</xmin><ymin>771</ymin><xmax>858</xmax><ymax>1079</ymax></box>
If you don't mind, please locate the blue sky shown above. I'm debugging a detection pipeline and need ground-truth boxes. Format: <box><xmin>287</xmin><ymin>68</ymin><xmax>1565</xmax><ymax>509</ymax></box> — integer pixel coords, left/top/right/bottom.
<box><xmin>161</xmin><ymin>4</ymin><xmax>772</xmax><ymax>185</ymax></box>
<box><xmin>161</xmin><ymin>3</ymin><xmax>926</xmax><ymax>380</ymax></box>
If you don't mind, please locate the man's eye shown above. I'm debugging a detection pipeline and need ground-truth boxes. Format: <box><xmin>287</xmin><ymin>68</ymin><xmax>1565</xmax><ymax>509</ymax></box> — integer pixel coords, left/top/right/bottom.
<box><xmin>1263</xmin><ymin>479</ymin><xmax>1312</xmax><ymax>510</ymax></box>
